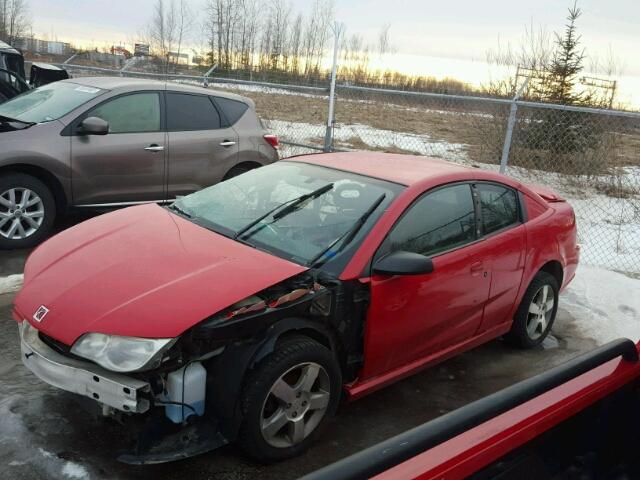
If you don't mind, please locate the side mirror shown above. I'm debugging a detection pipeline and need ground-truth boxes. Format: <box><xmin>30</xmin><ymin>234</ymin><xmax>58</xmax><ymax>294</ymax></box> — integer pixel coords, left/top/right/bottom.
<box><xmin>80</xmin><ymin>116</ymin><xmax>109</xmax><ymax>135</ymax></box>
<box><xmin>373</xmin><ymin>251</ymin><xmax>434</xmax><ymax>276</ymax></box>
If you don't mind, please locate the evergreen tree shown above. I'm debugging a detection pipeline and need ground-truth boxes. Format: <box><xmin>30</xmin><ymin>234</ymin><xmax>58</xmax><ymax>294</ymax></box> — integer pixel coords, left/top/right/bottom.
<box><xmin>544</xmin><ymin>1</ymin><xmax>586</xmax><ymax>105</ymax></box>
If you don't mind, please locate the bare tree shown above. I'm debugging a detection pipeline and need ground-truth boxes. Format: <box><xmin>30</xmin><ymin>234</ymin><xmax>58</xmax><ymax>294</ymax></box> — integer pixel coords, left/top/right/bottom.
<box><xmin>0</xmin><ymin>0</ymin><xmax>30</xmax><ymax>45</ymax></box>
<box><xmin>378</xmin><ymin>23</ymin><xmax>392</xmax><ymax>56</ymax></box>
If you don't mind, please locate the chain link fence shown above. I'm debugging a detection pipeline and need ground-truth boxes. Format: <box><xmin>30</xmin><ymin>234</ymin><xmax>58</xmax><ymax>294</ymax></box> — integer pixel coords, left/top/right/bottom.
<box><xmin>56</xmin><ymin>63</ymin><xmax>640</xmax><ymax>274</ymax></box>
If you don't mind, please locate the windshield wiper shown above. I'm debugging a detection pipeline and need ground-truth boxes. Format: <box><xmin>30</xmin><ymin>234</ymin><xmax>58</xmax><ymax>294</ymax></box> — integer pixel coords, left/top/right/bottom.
<box><xmin>0</xmin><ymin>114</ymin><xmax>35</xmax><ymax>127</ymax></box>
<box><xmin>234</xmin><ymin>183</ymin><xmax>334</xmax><ymax>240</ymax></box>
<box><xmin>310</xmin><ymin>193</ymin><xmax>386</xmax><ymax>267</ymax></box>
<box><xmin>168</xmin><ymin>203</ymin><xmax>193</xmax><ymax>218</ymax></box>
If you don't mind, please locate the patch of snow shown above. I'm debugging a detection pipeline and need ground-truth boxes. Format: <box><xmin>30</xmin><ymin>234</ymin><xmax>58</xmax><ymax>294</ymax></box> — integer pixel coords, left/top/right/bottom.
<box><xmin>62</xmin><ymin>461</ymin><xmax>90</xmax><ymax>479</ymax></box>
<box><xmin>561</xmin><ymin>265</ymin><xmax>640</xmax><ymax>344</ymax></box>
<box><xmin>0</xmin><ymin>274</ymin><xmax>23</xmax><ymax>294</ymax></box>
<box><xmin>0</xmin><ymin>403</ymin><xmax>92</xmax><ymax>479</ymax></box>
<box><xmin>266</xmin><ymin>119</ymin><xmax>470</xmax><ymax>162</ymax></box>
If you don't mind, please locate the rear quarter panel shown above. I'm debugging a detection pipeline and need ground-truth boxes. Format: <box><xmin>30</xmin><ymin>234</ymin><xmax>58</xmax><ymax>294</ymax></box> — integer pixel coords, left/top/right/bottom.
<box><xmin>518</xmin><ymin>193</ymin><xmax>579</xmax><ymax>309</ymax></box>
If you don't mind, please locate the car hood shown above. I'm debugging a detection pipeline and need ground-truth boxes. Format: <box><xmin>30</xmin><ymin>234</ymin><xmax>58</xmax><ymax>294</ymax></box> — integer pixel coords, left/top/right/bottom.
<box><xmin>14</xmin><ymin>204</ymin><xmax>308</xmax><ymax>345</ymax></box>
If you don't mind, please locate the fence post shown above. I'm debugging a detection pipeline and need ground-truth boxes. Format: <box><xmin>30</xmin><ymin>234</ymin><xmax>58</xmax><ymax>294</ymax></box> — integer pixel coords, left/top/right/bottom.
<box><xmin>499</xmin><ymin>78</ymin><xmax>529</xmax><ymax>174</ymax></box>
<box><xmin>324</xmin><ymin>23</ymin><xmax>343</xmax><ymax>153</ymax></box>
<box><xmin>203</xmin><ymin>64</ymin><xmax>217</xmax><ymax>88</ymax></box>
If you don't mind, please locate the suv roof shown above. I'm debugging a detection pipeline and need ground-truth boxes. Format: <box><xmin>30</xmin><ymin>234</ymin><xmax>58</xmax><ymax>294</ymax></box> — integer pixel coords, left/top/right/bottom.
<box><xmin>59</xmin><ymin>77</ymin><xmax>253</xmax><ymax>106</ymax></box>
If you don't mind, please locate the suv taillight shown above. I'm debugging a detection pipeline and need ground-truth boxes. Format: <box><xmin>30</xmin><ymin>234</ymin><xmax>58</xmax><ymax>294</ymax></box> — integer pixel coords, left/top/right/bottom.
<box><xmin>264</xmin><ymin>134</ymin><xmax>279</xmax><ymax>149</ymax></box>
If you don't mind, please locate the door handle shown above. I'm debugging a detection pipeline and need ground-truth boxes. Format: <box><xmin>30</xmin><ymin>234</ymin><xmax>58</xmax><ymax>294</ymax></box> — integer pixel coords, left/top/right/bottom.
<box><xmin>144</xmin><ymin>144</ymin><xmax>164</xmax><ymax>152</ymax></box>
<box><xmin>219</xmin><ymin>140</ymin><xmax>236</xmax><ymax>147</ymax></box>
<box><xmin>470</xmin><ymin>261</ymin><xmax>484</xmax><ymax>275</ymax></box>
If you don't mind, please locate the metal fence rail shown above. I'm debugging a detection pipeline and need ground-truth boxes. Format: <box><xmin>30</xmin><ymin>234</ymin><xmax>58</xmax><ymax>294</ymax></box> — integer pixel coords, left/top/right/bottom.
<box><xmin>58</xmin><ymin>63</ymin><xmax>640</xmax><ymax>274</ymax></box>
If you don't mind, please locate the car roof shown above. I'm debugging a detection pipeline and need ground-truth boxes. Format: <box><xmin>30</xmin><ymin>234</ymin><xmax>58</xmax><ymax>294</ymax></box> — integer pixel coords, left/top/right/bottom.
<box><xmin>289</xmin><ymin>151</ymin><xmax>476</xmax><ymax>186</ymax></box>
<box><xmin>57</xmin><ymin>77</ymin><xmax>251</xmax><ymax>104</ymax></box>
<box><xmin>0</xmin><ymin>40</ymin><xmax>20</xmax><ymax>55</ymax></box>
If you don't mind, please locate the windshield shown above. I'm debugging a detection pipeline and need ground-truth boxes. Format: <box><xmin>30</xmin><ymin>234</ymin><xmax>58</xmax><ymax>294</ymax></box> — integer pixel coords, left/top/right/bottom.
<box><xmin>0</xmin><ymin>81</ymin><xmax>105</xmax><ymax>123</ymax></box>
<box><xmin>173</xmin><ymin>162</ymin><xmax>400</xmax><ymax>266</ymax></box>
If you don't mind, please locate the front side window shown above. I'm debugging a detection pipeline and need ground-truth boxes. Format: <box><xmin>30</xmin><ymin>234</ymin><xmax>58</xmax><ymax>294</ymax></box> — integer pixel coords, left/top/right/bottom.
<box><xmin>89</xmin><ymin>92</ymin><xmax>160</xmax><ymax>133</ymax></box>
<box><xmin>172</xmin><ymin>162</ymin><xmax>399</xmax><ymax>266</ymax></box>
<box><xmin>385</xmin><ymin>184</ymin><xmax>476</xmax><ymax>257</ymax></box>
<box><xmin>477</xmin><ymin>183</ymin><xmax>519</xmax><ymax>235</ymax></box>
<box><xmin>167</xmin><ymin>93</ymin><xmax>221</xmax><ymax>131</ymax></box>
<box><xmin>0</xmin><ymin>81</ymin><xmax>105</xmax><ymax>123</ymax></box>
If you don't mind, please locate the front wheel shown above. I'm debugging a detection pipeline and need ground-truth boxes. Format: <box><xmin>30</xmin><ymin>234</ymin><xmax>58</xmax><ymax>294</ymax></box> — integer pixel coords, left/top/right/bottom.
<box><xmin>506</xmin><ymin>271</ymin><xmax>559</xmax><ymax>348</ymax></box>
<box><xmin>0</xmin><ymin>173</ymin><xmax>56</xmax><ymax>249</ymax></box>
<box><xmin>237</xmin><ymin>336</ymin><xmax>342</xmax><ymax>462</ymax></box>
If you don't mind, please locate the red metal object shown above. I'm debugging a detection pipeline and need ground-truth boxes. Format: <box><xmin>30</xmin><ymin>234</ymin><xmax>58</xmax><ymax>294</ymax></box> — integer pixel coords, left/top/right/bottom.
<box><xmin>373</xmin><ymin>343</ymin><xmax>640</xmax><ymax>480</ymax></box>
<box><xmin>14</xmin><ymin>152</ymin><xmax>579</xmax><ymax>403</ymax></box>
<box><xmin>14</xmin><ymin>203</ymin><xmax>306</xmax><ymax>344</ymax></box>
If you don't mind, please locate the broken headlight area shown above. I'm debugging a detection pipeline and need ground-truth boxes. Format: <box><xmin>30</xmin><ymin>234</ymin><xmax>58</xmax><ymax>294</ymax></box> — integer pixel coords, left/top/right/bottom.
<box><xmin>70</xmin><ymin>333</ymin><xmax>176</xmax><ymax>373</ymax></box>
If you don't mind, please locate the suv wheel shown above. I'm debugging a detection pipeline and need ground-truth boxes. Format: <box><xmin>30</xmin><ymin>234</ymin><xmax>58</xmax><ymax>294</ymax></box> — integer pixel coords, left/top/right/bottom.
<box><xmin>506</xmin><ymin>271</ymin><xmax>559</xmax><ymax>348</ymax></box>
<box><xmin>238</xmin><ymin>336</ymin><xmax>341</xmax><ymax>462</ymax></box>
<box><xmin>0</xmin><ymin>173</ymin><xmax>56</xmax><ymax>249</ymax></box>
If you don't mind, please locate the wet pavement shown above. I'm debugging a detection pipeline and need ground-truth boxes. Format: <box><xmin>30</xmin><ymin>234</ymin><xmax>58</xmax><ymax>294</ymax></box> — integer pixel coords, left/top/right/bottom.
<box><xmin>0</xmin><ymin>215</ymin><xmax>599</xmax><ymax>479</ymax></box>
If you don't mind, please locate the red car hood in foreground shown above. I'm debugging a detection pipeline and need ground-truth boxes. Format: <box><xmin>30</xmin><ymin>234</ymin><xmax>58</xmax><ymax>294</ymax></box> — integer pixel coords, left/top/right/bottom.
<box><xmin>14</xmin><ymin>204</ymin><xmax>307</xmax><ymax>345</ymax></box>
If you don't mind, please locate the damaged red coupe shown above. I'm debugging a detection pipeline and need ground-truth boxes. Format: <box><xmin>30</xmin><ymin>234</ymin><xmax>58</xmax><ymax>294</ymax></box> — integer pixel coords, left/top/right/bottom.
<box><xmin>13</xmin><ymin>152</ymin><xmax>579</xmax><ymax>464</ymax></box>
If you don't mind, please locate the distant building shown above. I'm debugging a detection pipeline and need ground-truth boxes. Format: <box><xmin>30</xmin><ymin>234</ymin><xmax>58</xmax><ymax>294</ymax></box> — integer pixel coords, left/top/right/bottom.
<box><xmin>168</xmin><ymin>51</ymin><xmax>189</xmax><ymax>65</ymax></box>
<box><xmin>14</xmin><ymin>37</ymin><xmax>72</xmax><ymax>56</ymax></box>
<box><xmin>134</xmin><ymin>43</ymin><xmax>150</xmax><ymax>56</ymax></box>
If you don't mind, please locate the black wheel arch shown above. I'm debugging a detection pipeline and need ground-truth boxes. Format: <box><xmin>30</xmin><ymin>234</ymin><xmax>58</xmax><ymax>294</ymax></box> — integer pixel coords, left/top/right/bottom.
<box><xmin>204</xmin><ymin>316</ymin><xmax>339</xmax><ymax>441</ymax></box>
<box><xmin>0</xmin><ymin>163</ymin><xmax>68</xmax><ymax>215</ymax></box>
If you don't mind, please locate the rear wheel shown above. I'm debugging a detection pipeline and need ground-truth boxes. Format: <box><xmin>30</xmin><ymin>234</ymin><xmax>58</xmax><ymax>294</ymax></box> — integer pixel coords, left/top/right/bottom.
<box><xmin>223</xmin><ymin>164</ymin><xmax>256</xmax><ymax>180</ymax></box>
<box><xmin>237</xmin><ymin>336</ymin><xmax>341</xmax><ymax>462</ymax></box>
<box><xmin>506</xmin><ymin>271</ymin><xmax>559</xmax><ymax>348</ymax></box>
<box><xmin>0</xmin><ymin>173</ymin><xmax>56</xmax><ymax>249</ymax></box>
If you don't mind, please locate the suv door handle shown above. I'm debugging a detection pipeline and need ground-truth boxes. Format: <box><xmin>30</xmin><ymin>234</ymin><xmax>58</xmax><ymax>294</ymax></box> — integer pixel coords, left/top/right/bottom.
<box><xmin>144</xmin><ymin>144</ymin><xmax>164</xmax><ymax>152</ymax></box>
<box><xmin>220</xmin><ymin>140</ymin><xmax>236</xmax><ymax>147</ymax></box>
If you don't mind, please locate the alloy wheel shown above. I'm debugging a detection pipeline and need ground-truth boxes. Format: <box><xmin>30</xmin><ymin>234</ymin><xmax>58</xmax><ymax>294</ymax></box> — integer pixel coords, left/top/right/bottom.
<box><xmin>526</xmin><ymin>284</ymin><xmax>556</xmax><ymax>341</ymax></box>
<box><xmin>260</xmin><ymin>362</ymin><xmax>331</xmax><ymax>448</ymax></box>
<box><xmin>0</xmin><ymin>188</ymin><xmax>45</xmax><ymax>240</ymax></box>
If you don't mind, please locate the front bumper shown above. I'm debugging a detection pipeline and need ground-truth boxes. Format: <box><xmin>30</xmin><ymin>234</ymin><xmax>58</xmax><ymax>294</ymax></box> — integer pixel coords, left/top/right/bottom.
<box><xmin>19</xmin><ymin>321</ymin><xmax>151</xmax><ymax>413</ymax></box>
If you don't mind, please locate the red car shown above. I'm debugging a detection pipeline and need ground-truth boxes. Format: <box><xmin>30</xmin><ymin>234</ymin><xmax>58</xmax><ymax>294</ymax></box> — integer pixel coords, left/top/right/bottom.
<box><xmin>13</xmin><ymin>152</ymin><xmax>580</xmax><ymax>463</ymax></box>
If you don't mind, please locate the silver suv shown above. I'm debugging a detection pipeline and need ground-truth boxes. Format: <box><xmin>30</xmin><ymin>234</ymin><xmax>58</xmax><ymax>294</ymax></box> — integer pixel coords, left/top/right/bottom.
<box><xmin>0</xmin><ymin>77</ymin><xmax>279</xmax><ymax>248</ymax></box>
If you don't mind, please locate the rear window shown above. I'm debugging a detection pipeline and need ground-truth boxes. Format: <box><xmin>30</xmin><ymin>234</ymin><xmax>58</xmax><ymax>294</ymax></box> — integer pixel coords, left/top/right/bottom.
<box><xmin>167</xmin><ymin>92</ymin><xmax>221</xmax><ymax>131</ymax></box>
<box><xmin>477</xmin><ymin>183</ymin><xmax>519</xmax><ymax>234</ymax></box>
<box><xmin>215</xmin><ymin>97</ymin><xmax>248</xmax><ymax>125</ymax></box>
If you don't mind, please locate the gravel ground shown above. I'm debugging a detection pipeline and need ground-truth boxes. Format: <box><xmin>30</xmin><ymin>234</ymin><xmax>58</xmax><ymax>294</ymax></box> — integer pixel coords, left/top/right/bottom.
<box><xmin>0</xmin><ymin>222</ymin><xmax>600</xmax><ymax>480</ymax></box>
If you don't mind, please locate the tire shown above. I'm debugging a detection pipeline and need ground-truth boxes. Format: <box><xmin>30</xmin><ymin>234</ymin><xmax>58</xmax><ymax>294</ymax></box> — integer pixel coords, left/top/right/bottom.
<box><xmin>237</xmin><ymin>335</ymin><xmax>342</xmax><ymax>462</ymax></box>
<box><xmin>506</xmin><ymin>271</ymin><xmax>560</xmax><ymax>349</ymax></box>
<box><xmin>223</xmin><ymin>165</ymin><xmax>252</xmax><ymax>180</ymax></box>
<box><xmin>0</xmin><ymin>173</ymin><xmax>56</xmax><ymax>250</ymax></box>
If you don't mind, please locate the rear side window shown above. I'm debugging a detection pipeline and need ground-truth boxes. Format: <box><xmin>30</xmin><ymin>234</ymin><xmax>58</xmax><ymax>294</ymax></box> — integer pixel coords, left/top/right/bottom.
<box><xmin>90</xmin><ymin>92</ymin><xmax>160</xmax><ymax>133</ymax></box>
<box><xmin>477</xmin><ymin>183</ymin><xmax>519</xmax><ymax>234</ymax></box>
<box><xmin>167</xmin><ymin>93</ymin><xmax>221</xmax><ymax>131</ymax></box>
<box><xmin>385</xmin><ymin>184</ymin><xmax>476</xmax><ymax>257</ymax></box>
<box><xmin>214</xmin><ymin>97</ymin><xmax>248</xmax><ymax>125</ymax></box>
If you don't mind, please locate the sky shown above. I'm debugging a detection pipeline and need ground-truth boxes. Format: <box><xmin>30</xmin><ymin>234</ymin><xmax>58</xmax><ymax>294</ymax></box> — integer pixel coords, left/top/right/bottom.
<box><xmin>29</xmin><ymin>0</ymin><xmax>640</xmax><ymax>103</ymax></box>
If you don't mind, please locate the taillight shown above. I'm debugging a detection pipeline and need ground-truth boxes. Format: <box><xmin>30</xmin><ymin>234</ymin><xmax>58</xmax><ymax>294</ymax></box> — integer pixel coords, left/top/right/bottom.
<box><xmin>264</xmin><ymin>134</ymin><xmax>279</xmax><ymax>149</ymax></box>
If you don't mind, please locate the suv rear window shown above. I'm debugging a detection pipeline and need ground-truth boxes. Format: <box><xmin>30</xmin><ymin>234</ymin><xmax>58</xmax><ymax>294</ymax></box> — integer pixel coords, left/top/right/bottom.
<box><xmin>167</xmin><ymin>92</ymin><xmax>221</xmax><ymax>131</ymax></box>
<box><xmin>214</xmin><ymin>97</ymin><xmax>248</xmax><ymax>125</ymax></box>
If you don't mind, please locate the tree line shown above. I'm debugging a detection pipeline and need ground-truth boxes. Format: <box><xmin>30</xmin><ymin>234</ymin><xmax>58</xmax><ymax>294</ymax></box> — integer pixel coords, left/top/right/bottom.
<box><xmin>0</xmin><ymin>0</ymin><xmax>29</xmax><ymax>45</ymax></box>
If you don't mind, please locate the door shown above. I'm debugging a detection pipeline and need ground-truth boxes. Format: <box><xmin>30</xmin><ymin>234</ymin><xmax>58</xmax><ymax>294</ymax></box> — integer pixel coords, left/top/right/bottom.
<box><xmin>70</xmin><ymin>91</ymin><xmax>166</xmax><ymax>206</ymax></box>
<box><xmin>474</xmin><ymin>182</ymin><xmax>526</xmax><ymax>333</ymax></box>
<box><xmin>362</xmin><ymin>183</ymin><xmax>492</xmax><ymax>379</ymax></box>
<box><xmin>165</xmin><ymin>92</ymin><xmax>239</xmax><ymax>199</ymax></box>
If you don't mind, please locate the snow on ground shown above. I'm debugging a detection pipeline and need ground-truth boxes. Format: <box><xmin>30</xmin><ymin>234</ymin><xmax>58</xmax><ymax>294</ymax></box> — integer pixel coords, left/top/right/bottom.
<box><xmin>267</xmin><ymin>119</ymin><xmax>470</xmax><ymax>162</ymax></box>
<box><xmin>561</xmin><ymin>265</ymin><xmax>640</xmax><ymax>344</ymax></box>
<box><xmin>0</xmin><ymin>274</ymin><xmax>23</xmax><ymax>295</ymax></box>
<box><xmin>0</xmin><ymin>402</ymin><xmax>91</xmax><ymax>479</ymax></box>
